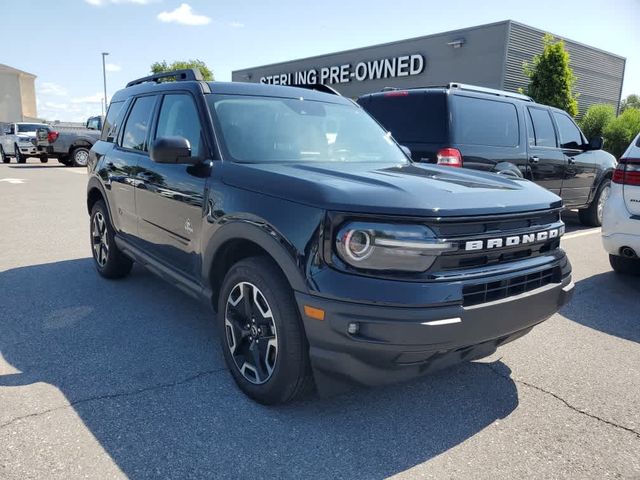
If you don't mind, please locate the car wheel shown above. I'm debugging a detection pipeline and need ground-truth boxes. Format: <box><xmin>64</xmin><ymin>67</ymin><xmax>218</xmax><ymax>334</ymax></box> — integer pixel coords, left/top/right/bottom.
<box><xmin>0</xmin><ymin>146</ymin><xmax>8</xmax><ymax>163</ymax></box>
<box><xmin>40</xmin><ymin>154</ymin><xmax>48</xmax><ymax>164</ymax></box>
<box><xmin>578</xmin><ymin>179</ymin><xmax>611</xmax><ymax>227</ymax></box>
<box><xmin>218</xmin><ymin>256</ymin><xmax>313</xmax><ymax>404</ymax></box>
<box><xmin>71</xmin><ymin>147</ymin><xmax>90</xmax><ymax>167</ymax></box>
<box><xmin>14</xmin><ymin>145</ymin><xmax>25</xmax><ymax>164</ymax></box>
<box><xmin>609</xmin><ymin>254</ymin><xmax>640</xmax><ymax>275</ymax></box>
<box><xmin>90</xmin><ymin>200</ymin><xmax>133</xmax><ymax>279</ymax></box>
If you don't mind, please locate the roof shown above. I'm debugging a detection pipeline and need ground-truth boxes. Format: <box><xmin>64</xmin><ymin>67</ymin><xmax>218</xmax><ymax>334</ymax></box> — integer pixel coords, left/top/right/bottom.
<box><xmin>111</xmin><ymin>79</ymin><xmax>353</xmax><ymax>106</ymax></box>
<box><xmin>0</xmin><ymin>63</ymin><xmax>36</xmax><ymax>78</ymax></box>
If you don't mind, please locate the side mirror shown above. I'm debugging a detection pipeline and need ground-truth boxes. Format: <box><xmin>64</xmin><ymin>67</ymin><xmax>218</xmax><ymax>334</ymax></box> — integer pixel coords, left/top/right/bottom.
<box><xmin>150</xmin><ymin>136</ymin><xmax>195</xmax><ymax>164</ymax></box>
<box><xmin>400</xmin><ymin>145</ymin><xmax>412</xmax><ymax>158</ymax></box>
<box><xmin>588</xmin><ymin>136</ymin><xmax>604</xmax><ymax>150</ymax></box>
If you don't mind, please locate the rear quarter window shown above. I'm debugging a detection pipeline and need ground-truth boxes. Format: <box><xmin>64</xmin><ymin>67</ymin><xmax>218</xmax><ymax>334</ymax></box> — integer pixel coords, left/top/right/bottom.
<box><xmin>452</xmin><ymin>95</ymin><xmax>519</xmax><ymax>147</ymax></box>
<box><xmin>101</xmin><ymin>100</ymin><xmax>126</xmax><ymax>142</ymax></box>
<box><xmin>361</xmin><ymin>92</ymin><xmax>447</xmax><ymax>144</ymax></box>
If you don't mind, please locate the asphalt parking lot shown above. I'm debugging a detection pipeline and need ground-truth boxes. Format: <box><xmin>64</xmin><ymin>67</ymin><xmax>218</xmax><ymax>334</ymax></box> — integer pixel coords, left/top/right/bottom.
<box><xmin>0</xmin><ymin>160</ymin><xmax>638</xmax><ymax>479</ymax></box>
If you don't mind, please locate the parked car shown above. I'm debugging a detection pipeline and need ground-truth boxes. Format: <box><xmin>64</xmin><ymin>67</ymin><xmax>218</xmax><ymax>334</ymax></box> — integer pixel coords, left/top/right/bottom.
<box><xmin>0</xmin><ymin>122</ymin><xmax>50</xmax><ymax>163</ymax></box>
<box><xmin>87</xmin><ymin>69</ymin><xmax>574</xmax><ymax>404</ymax></box>
<box><xmin>36</xmin><ymin>116</ymin><xmax>103</xmax><ymax>166</ymax></box>
<box><xmin>357</xmin><ymin>83</ymin><xmax>617</xmax><ymax>226</ymax></box>
<box><xmin>602</xmin><ymin>132</ymin><xmax>640</xmax><ymax>275</ymax></box>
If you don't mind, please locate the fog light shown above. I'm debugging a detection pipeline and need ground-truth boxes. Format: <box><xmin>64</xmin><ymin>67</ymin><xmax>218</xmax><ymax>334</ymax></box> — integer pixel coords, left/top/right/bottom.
<box><xmin>347</xmin><ymin>322</ymin><xmax>359</xmax><ymax>335</ymax></box>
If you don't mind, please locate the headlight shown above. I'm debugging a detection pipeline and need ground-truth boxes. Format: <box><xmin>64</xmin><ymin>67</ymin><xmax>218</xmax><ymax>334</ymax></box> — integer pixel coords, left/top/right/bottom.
<box><xmin>335</xmin><ymin>222</ymin><xmax>454</xmax><ymax>272</ymax></box>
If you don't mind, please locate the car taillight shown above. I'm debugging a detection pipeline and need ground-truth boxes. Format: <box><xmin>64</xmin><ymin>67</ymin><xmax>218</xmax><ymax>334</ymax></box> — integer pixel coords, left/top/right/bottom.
<box><xmin>612</xmin><ymin>159</ymin><xmax>640</xmax><ymax>186</ymax></box>
<box><xmin>383</xmin><ymin>90</ymin><xmax>409</xmax><ymax>97</ymax></box>
<box><xmin>48</xmin><ymin>131</ymin><xmax>59</xmax><ymax>143</ymax></box>
<box><xmin>436</xmin><ymin>148</ymin><xmax>463</xmax><ymax>167</ymax></box>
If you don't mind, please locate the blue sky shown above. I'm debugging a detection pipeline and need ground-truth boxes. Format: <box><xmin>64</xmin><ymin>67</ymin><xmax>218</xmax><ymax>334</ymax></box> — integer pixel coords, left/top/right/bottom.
<box><xmin>2</xmin><ymin>0</ymin><xmax>638</xmax><ymax>121</ymax></box>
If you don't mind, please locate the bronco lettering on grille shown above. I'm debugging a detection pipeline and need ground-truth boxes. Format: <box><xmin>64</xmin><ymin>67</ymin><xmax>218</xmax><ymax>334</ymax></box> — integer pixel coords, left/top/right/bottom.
<box><xmin>464</xmin><ymin>226</ymin><xmax>564</xmax><ymax>251</ymax></box>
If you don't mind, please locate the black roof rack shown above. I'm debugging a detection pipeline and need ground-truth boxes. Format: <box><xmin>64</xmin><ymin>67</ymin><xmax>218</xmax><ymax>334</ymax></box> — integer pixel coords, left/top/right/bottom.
<box><xmin>290</xmin><ymin>84</ymin><xmax>341</xmax><ymax>96</ymax></box>
<box><xmin>126</xmin><ymin>69</ymin><xmax>204</xmax><ymax>88</ymax></box>
<box><xmin>375</xmin><ymin>83</ymin><xmax>534</xmax><ymax>102</ymax></box>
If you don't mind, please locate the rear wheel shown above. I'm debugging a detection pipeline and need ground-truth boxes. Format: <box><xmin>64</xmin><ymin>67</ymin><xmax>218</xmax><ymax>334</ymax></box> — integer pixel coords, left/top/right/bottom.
<box><xmin>71</xmin><ymin>147</ymin><xmax>90</xmax><ymax>167</ymax></box>
<box><xmin>14</xmin><ymin>145</ymin><xmax>25</xmax><ymax>164</ymax></box>
<box><xmin>90</xmin><ymin>200</ymin><xmax>133</xmax><ymax>279</ymax></box>
<box><xmin>578</xmin><ymin>179</ymin><xmax>611</xmax><ymax>227</ymax></box>
<box><xmin>218</xmin><ymin>257</ymin><xmax>313</xmax><ymax>404</ymax></box>
<box><xmin>39</xmin><ymin>154</ymin><xmax>48</xmax><ymax>163</ymax></box>
<box><xmin>609</xmin><ymin>254</ymin><xmax>640</xmax><ymax>275</ymax></box>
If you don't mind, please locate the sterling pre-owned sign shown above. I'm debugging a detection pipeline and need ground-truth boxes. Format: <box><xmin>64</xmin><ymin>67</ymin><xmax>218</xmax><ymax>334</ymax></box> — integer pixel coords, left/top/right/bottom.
<box><xmin>260</xmin><ymin>54</ymin><xmax>425</xmax><ymax>86</ymax></box>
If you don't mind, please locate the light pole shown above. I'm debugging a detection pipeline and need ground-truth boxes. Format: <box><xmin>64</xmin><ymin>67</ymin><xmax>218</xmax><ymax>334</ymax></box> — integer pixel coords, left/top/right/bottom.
<box><xmin>101</xmin><ymin>52</ymin><xmax>109</xmax><ymax>117</ymax></box>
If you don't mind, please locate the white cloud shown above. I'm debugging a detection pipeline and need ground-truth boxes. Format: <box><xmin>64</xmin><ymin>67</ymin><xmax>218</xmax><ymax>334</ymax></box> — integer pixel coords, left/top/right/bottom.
<box><xmin>85</xmin><ymin>0</ymin><xmax>157</xmax><ymax>6</ymax></box>
<box><xmin>229</xmin><ymin>21</ymin><xmax>244</xmax><ymax>28</ymax></box>
<box><xmin>157</xmin><ymin>3</ymin><xmax>210</xmax><ymax>26</ymax></box>
<box><xmin>105</xmin><ymin>63</ymin><xmax>122</xmax><ymax>72</ymax></box>
<box><xmin>71</xmin><ymin>92</ymin><xmax>105</xmax><ymax>104</ymax></box>
<box><xmin>44</xmin><ymin>101</ymin><xmax>69</xmax><ymax>110</ymax></box>
<box><xmin>39</xmin><ymin>82</ymin><xmax>68</xmax><ymax>96</ymax></box>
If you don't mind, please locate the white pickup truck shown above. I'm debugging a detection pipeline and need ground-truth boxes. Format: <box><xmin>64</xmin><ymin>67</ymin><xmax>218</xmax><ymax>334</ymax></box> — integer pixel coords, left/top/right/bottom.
<box><xmin>0</xmin><ymin>122</ymin><xmax>50</xmax><ymax>164</ymax></box>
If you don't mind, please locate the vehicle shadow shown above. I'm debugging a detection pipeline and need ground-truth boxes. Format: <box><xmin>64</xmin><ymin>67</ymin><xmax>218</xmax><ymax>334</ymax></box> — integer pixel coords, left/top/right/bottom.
<box><xmin>560</xmin><ymin>270</ymin><xmax>640</xmax><ymax>344</ymax></box>
<box><xmin>0</xmin><ymin>259</ymin><xmax>519</xmax><ymax>479</ymax></box>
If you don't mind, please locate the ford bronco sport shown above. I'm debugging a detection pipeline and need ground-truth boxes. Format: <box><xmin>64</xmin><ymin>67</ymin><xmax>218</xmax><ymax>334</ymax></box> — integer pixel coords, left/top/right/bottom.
<box><xmin>87</xmin><ymin>70</ymin><xmax>574</xmax><ymax>404</ymax></box>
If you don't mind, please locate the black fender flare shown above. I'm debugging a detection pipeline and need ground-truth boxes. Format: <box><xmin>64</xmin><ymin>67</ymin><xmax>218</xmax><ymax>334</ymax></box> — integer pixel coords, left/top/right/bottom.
<box><xmin>494</xmin><ymin>162</ymin><xmax>524</xmax><ymax>178</ymax></box>
<box><xmin>202</xmin><ymin>218</ymin><xmax>309</xmax><ymax>296</ymax></box>
<box><xmin>86</xmin><ymin>176</ymin><xmax>115</xmax><ymax>224</ymax></box>
<box><xmin>588</xmin><ymin>167</ymin><xmax>615</xmax><ymax>204</ymax></box>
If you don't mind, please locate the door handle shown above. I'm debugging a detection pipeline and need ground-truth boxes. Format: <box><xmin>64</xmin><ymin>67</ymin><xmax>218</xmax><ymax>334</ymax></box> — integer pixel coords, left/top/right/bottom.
<box><xmin>568</xmin><ymin>157</ymin><xmax>576</xmax><ymax>165</ymax></box>
<box><xmin>529</xmin><ymin>156</ymin><xmax>539</xmax><ymax>164</ymax></box>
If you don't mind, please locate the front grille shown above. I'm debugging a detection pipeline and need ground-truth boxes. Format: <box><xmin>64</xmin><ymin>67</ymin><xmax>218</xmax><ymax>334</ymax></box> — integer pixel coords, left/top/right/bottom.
<box><xmin>428</xmin><ymin>209</ymin><xmax>563</xmax><ymax>272</ymax></box>
<box><xmin>462</xmin><ymin>267</ymin><xmax>559</xmax><ymax>307</ymax></box>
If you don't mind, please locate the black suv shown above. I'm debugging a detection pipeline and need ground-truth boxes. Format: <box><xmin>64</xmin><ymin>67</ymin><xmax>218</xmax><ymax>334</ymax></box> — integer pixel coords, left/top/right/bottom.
<box><xmin>358</xmin><ymin>83</ymin><xmax>617</xmax><ymax>227</ymax></box>
<box><xmin>87</xmin><ymin>70</ymin><xmax>574</xmax><ymax>404</ymax></box>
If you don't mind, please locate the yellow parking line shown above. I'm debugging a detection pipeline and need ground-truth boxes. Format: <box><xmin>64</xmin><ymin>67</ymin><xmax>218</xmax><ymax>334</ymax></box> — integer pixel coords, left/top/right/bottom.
<box><xmin>563</xmin><ymin>228</ymin><xmax>601</xmax><ymax>240</ymax></box>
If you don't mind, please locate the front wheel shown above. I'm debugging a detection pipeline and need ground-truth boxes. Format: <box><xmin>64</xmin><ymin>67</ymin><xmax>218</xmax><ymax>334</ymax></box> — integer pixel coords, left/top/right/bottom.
<box><xmin>578</xmin><ymin>179</ymin><xmax>611</xmax><ymax>227</ymax></box>
<box><xmin>218</xmin><ymin>257</ymin><xmax>313</xmax><ymax>404</ymax></box>
<box><xmin>14</xmin><ymin>145</ymin><xmax>25</xmax><ymax>164</ymax></box>
<box><xmin>71</xmin><ymin>147</ymin><xmax>90</xmax><ymax>167</ymax></box>
<box><xmin>609</xmin><ymin>254</ymin><xmax>640</xmax><ymax>275</ymax></box>
<box><xmin>39</xmin><ymin>154</ymin><xmax>48</xmax><ymax>163</ymax></box>
<box><xmin>0</xmin><ymin>147</ymin><xmax>8</xmax><ymax>163</ymax></box>
<box><xmin>90</xmin><ymin>200</ymin><xmax>133</xmax><ymax>279</ymax></box>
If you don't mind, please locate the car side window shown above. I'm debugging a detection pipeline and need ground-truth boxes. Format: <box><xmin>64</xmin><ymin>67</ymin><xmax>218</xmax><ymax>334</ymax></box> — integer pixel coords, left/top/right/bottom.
<box><xmin>120</xmin><ymin>96</ymin><xmax>156</xmax><ymax>151</ymax></box>
<box><xmin>102</xmin><ymin>100</ymin><xmax>126</xmax><ymax>142</ymax></box>
<box><xmin>527</xmin><ymin>107</ymin><xmax>557</xmax><ymax>148</ymax></box>
<box><xmin>154</xmin><ymin>94</ymin><xmax>203</xmax><ymax>157</ymax></box>
<box><xmin>552</xmin><ymin>112</ymin><xmax>584</xmax><ymax>149</ymax></box>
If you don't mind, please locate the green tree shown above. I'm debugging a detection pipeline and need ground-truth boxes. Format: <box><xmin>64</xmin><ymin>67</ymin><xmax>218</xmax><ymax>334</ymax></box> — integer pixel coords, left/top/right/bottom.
<box><xmin>579</xmin><ymin>104</ymin><xmax>615</xmax><ymax>140</ymax></box>
<box><xmin>603</xmin><ymin>108</ymin><xmax>640</xmax><ymax>158</ymax></box>
<box><xmin>620</xmin><ymin>94</ymin><xmax>640</xmax><ymax>113</ymax></box>
<box><xmin>523</xmin><ymin>34</ymin><xmax>579</xmax><ymax>117</ymax></box>
<box><xmin>150</xmin><ymin>59</ymin><xmax>214</xmax><ymax>81</ymax></box>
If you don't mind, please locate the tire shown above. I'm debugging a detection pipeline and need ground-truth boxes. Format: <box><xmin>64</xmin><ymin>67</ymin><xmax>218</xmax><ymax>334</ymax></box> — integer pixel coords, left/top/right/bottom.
<box><xmin>58</xmin><ymin>155</ymin><xmax>71</xmax><ymax>166</ymax></box>
<box><xmin>90</xmin><ymin>200</ymin><xmax>133</xmax><ymax>279</ymax></box>
<box><xmin>578</xmin><ymin>179</ymin><xmax>611</xmax><ymax>227</ymax></box>
<box><xmin>0</xmin><ymin>146</ymin><xmax>8</xmax><ymax>163</ymax></box>
<box><xmin>217</xmin><ymin>256</ymin><xmax>313</xmax><ymax>404</ymax></box>
<box><xmin>71</xmin><ymin>147</ymin><xmax>90</xmax><ymax>167</ymax></box>
<box><xmin>609</xmin><ymin>254</ymin><xmax>640</xmax><ymax>275</ymax></box>
<box><xmin>14</xmin><ymin>145</ymin><xmax>25</xmax><ymax>164</ymax></box>
<box><xmin>39</xmin><ymin>154</ymin><xmax>48</xmax><ymax>164</ymax></box>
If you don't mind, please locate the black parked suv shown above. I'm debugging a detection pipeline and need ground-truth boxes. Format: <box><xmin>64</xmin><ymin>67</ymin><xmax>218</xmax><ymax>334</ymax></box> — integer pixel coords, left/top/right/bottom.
<box><xmin>358</xmin><ymin>83</ymin><xmax>617</xmax><ymax>226</ymax></box>
<box><xmin>87</xmin><ymin>70</ymin><xmax>574</xmax><ymax>404</ymax></box>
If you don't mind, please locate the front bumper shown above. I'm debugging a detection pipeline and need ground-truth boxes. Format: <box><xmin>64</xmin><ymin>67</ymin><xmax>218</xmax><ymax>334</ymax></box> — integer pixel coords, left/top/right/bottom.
<box><xmin>297</xmin><ymin>253</ymin><xmax>573</xmax><ymax>393</ymax></box>
<box><xmin>18</xmin><ymin>144</ymin><xmax>38</xmax><ymax>155</ymax></box>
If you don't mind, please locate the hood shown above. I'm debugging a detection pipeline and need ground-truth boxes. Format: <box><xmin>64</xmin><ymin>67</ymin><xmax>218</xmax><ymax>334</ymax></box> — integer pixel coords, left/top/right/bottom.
<box><xmin>221</xmin><ymin>161</ymin><xmax>562</xmax><ymax>217</ymax></box>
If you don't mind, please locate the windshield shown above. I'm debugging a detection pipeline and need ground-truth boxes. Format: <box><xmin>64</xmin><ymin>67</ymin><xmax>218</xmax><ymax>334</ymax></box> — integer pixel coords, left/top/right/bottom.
<box><xmin>208</xmin><ymin>95</ymin><xmax>408</xmax><ymax>164</ymax></box>
<box><xmin>17</xmin><ymin>124</ymin><xmax>47</xmax><ymax>133</ymax></box>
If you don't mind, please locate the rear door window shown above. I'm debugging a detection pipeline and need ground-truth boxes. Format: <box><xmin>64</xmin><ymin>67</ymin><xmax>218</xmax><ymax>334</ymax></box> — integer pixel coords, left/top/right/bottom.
<box><xmin>361</xmin><ymin>92</ymin><xmax>447</xmax><ymax>143</ymax></box>
<box><xmin>120</xmin><ymin>96</ymin><xmax>156</xmax><ymax>151</ymax></box>
<box><xmin>452</xmin><ymin>96</ymin><xmax>519</xmax><ymax>147</ymax></box>
<box><xmin>552</xmin><ymin>112</ymin><xmax>584</xmax><ymax>149</ymax></box>
<box><xmin>527</xmin><ymin>107</ymin><xmax>557</xmax><ymax>148</ymax></box>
